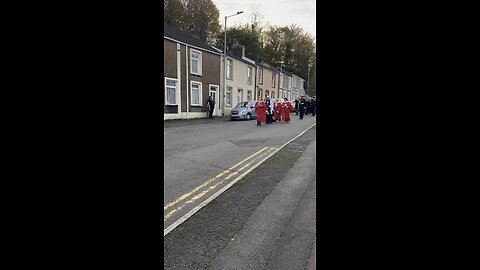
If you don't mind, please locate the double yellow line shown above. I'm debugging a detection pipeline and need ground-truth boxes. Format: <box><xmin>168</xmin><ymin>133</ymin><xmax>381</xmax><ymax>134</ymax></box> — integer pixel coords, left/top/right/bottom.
<box><xmin>164</xmin><ymin>146</ymin><xmax>274</xmax><ymax>221</ymax></box>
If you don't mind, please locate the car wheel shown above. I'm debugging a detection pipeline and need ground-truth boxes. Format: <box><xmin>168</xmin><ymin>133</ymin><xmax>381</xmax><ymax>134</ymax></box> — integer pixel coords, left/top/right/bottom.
<box><xmin>246</xmin><ymin>113</ymin><xmax>252</xmax><ymax>120</ymax></box>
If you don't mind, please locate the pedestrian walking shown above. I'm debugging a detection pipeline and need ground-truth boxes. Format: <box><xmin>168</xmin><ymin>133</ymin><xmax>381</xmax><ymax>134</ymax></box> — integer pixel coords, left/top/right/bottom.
<box><xmin>273</xmin><ymin>98</ymin><xmax>282</xmax><ymax>122</ymax></box>
<box><xmin>255</xmin><ymin>98</ymin><xmax>267</xmax><ymax>126</ymax></box>
<box><xmin>294</xmin><ymin>98</ymin><xmax>299</xmax><ymax>115</ymax></box>
<box><xmin>299</xmin><ymin>96</ymin><xmax>306</xmax><ymax>120</ymax></box>
<box><xmin>281</xmin><ymin>98</ymin><xmax>292</xmax><ymax>123</ymax></box>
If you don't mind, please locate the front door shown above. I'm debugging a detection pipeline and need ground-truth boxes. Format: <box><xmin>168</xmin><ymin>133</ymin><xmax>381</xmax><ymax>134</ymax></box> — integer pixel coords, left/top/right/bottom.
<box><xmin>209</xmin><ymin>85</ymin><xmax>219</xmax><ymax>116</ymax></box>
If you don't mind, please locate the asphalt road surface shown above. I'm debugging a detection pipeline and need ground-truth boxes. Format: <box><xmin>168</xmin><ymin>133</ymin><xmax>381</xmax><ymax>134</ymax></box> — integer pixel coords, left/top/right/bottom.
<box><xmin>164</xmin><ymin>123</ymin><xmax>316</xmax><ymax>269</ymax></box>
<box><xmin>164</xmin><ymin>113</ymin><xmax>317</xmax><ymax>231</ymax></box>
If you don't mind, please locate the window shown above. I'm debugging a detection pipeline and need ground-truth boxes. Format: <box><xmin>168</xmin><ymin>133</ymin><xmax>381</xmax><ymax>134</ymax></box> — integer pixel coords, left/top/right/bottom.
<box><xmin>190</xmin><ymin>49</ymin><xmax>202</xmax><ymax>75</ymax></box>
<box><xmin>247</xmin><ymin>90</ymin><xmax>252</xmax><ymax>101</ymax></box>
<box><xmin>265</xmin><ymin>90</ymin><xmax>269</xmax><ymax>98</ymax></box>
<box><xmin>190</xmin><ymin>81</ymin><xmax>202</xmax><ymax>106</ymax></box>
<box><xmin>288</xmin><ymin>77</ymin><xmax>292</xmax><ymax>90</ymax></box>
<box><xmin>227</xmin><ymin>59</ymin><xmax>233</xmax><ymax>79</ymax></box>
<box><xmin>280</xmin><ymin>73</ymin><xmax>283</xmax><ymax>88</ymax></box>
<box><xmin>226</xmin><ymin>86</ymin><xmax>232</xmax><ymax>106</ymax></box>
<box><xmin>165</xmin><ymin>78</ymin><xmax>177</xmax><ymax>105</ymax></box>
<box><xmin>247</xmin><ymin>67</ymin><xmax>252</xmax><ymax>84</ymax></box>
<box><xmin>258</xmin><ymin>89</ymin><xmax>263</xmax><ymax>100</ymax></box>
<box><xmin>237</xmin><ymin>89</ymin><xmax>243</xmax><ymax>103</ymax></box>
<box><xmin>271</xmin><ymin>91</ymin><xmax>275</xmax><ymax>99</ymax></box>
<box><xmin>279</xmin><ymin>90</ymin><xmax>282</xmax><ymax>99</ymax></box>
<box><xmin>259</xmin><ymin>68</ymin><xmax>263</xmax><ymax>84</ymax></box>
<box><xmin>272</xmin><ymin>73</ymin><xmax>276</xmax><ymax>88</ymax></box>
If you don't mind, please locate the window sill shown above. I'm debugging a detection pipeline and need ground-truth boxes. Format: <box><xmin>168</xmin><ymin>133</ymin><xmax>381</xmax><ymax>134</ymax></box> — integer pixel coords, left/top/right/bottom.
<box><xmin>191</xmin><ymin>73</ymin><xmax>202</xmax><ymax>76</ymax></box>
<box><xmin>190</xmin><ymin>105</ymin><xmax>203</xmax><ymax>107</ymax></box>
<box><xmin>165</xmin><ymin>104</ymin><xmax>178</xmax><ymax>107</ymax></box>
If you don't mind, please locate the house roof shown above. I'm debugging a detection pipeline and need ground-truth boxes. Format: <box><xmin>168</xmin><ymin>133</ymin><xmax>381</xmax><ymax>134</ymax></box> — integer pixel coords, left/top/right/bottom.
<box><xmin>227</xmin><ymin>53</ymin><xmax>256</xmax><ymax>67</ymax></box>
<box><xmin>164</xmin><ymin>24</ymin><xmax>222</xmax><ymax>55</ymax></box>
<box><xmin>257</xmin><ymin>61</ymin><xmax>279</xmax><ymax>73</ymax></box>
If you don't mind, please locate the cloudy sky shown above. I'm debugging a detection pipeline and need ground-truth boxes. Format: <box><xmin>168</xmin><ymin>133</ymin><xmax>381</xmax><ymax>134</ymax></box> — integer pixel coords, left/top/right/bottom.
<box><xmin>211</xmin><ymin>0</ymin><xmax>316</xmax><ymax>38</ymax></box>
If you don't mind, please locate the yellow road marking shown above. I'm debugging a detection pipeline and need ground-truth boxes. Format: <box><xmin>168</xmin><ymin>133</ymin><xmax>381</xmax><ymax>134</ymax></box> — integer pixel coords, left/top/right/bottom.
<box><xmin>164</xmin><ymin>147</ymin><xmax>268</xmax><ymax>211</ymax></box>
<box><xmin>164</xmin><ymin>148</ymin><xmax>276</xmax><ymax>221</ymax></box>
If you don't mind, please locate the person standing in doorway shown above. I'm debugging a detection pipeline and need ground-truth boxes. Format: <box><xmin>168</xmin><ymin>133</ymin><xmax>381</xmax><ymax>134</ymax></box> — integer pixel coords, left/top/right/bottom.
<box><xmin>205</xmin><ymin>96</ymin><xmax>215</xmax><ymax>118</ymax></box>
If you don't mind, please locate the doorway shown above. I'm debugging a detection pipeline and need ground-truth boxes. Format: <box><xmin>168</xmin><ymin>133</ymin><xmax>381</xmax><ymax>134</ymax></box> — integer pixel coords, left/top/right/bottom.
<box><xmin>209</xmin><ymin>84</ymin><xmax>219</xmax><ymax>116</ymax></box>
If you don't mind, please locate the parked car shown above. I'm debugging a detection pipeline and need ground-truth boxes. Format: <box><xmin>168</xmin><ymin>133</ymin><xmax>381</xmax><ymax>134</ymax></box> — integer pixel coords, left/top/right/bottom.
<box><xmin>230</xmin><ymin>101</ymin><xmax>256</xmax><ymax>120</ymax></box>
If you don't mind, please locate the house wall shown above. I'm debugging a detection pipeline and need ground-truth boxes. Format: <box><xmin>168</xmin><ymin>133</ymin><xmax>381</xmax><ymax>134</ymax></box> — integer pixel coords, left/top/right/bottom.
<box><xmin>164</xmin><ymin>38</ymin><xmax>221</xmax><ymax>120</ymax></box>
<box><xmin>223</xmin><ymin>57</ymin><xmax>255</xmax><ymax>116</ymax></box>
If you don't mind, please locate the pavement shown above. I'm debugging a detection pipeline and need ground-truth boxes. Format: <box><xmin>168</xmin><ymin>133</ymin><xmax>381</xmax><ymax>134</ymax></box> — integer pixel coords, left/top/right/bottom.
<box><xmin>164</xmin><ymin>125</ymin><xmax>316</xmax><ymax>270</ymax></box>
<box><xmin>164</xmin><ymin>116</ymin><xmax>229</xmax><ymax>127</ymax></box>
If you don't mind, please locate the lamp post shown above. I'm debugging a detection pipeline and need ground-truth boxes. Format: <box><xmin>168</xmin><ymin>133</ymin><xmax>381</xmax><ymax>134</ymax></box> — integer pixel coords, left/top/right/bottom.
<box><xmin>307</xmin><ymin>63</ymin><xmax>312</xmax><ymax>96</ymax></box>
<box><xmin>279</xmin><ymin>61</ymin><xmax>284</xmax><ymax>99</ymax></box>
<box><xmin>222</xmin><ymin>11</ymin><xmax>243</xmax><ymax>116</ymax></box>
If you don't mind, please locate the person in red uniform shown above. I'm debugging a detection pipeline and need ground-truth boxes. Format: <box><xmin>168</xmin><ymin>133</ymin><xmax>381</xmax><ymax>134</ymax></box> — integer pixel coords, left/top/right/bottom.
<box><xmin>273</xmin><ymin>98</ymin><xmax>282</xmax><ymax>122</ymax></box>
<box><xmin>255</xmin><ymin>98</ymin><xmax>267</xmax><ymax>126</ymax></box>
<box><xmin>281</xmin><ymin>98</ymin><xmax>292</xmax><ymax>123</ymax></box>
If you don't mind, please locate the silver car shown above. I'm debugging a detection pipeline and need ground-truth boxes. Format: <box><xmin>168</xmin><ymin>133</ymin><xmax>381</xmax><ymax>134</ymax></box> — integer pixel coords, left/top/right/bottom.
<box><xmin>230</xmin><ymin>101</ymin><xmax>257</xmax><ymax>120</ymax></box>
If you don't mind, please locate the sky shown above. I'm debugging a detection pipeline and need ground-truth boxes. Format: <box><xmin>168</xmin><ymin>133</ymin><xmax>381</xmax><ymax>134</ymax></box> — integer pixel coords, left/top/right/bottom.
<box><xmin>211</xmin><ymin>0</ymin><xmax>316</xmax><ymax>39</ymax></box>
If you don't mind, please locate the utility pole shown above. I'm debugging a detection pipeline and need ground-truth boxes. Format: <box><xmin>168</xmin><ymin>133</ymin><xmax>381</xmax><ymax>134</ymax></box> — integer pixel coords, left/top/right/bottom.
<box><xmin>222</xmin><ymin>11</ymin><xmax>243</xmax><ymax>116</ymax></box>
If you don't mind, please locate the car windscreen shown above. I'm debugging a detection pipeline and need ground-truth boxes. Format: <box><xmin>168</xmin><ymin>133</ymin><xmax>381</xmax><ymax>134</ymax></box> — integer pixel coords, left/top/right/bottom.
<box><xmin>235</xmin><ymin>102</ymin><xmax>249</xmax><ymax>108</ymax></box>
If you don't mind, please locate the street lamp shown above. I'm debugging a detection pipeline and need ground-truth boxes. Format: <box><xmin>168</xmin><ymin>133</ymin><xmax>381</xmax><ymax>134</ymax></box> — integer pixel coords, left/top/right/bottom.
<box><xmin>222</xmin><ymin>11</ymin><xmax>244</xmax><ymax>116</ymax></box>
<box><xmin>307</xmin><ymin>63</ymin><xmax>312</xmax><ymax>96</ymax></box>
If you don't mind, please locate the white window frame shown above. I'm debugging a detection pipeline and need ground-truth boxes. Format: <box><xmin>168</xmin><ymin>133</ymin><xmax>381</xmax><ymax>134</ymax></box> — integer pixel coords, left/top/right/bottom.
<box><xmin>226</xmin><ymin>59</ymin><xmax>233</xmax><ymax>80</ymax></box>
<box><xmin>247</xmin><ymin>67</ymin><xmax>252</xmax><ymax>84</ymax></box>
<box><xmin>280</xmin><ymin>73</ymin><xmax>283</xmax><ymax>88</ymax></box>
<box><xmin>164</xmin><ymin>77</ymin><xmax>178</xmax><ymax>105</ymax></box>
<box><xmin>226</xmin><ymin>86</ymin><xmax>232</xmax><ymax>106</ymax></box>
<box><xmin>190</xmin><ymin>49</ymin><xmax>202</xmax><ymax>76</ymax></box>
<box><xmin>190</xmin><ymin>80</ymin><xmax>203</xmax><ymax>106</ymax></box>
<box><xmin>259</xmin><ymin>68</ymin><xmax>263</xmax><ymax>84</ymax></box>
<box><xmin>272</xmin><ymin>73</ymin><xmax>276</xmax><ymax>88</ymax></box>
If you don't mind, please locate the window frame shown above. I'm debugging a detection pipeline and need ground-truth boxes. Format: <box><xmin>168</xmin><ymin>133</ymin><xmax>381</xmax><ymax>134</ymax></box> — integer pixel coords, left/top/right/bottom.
<box><xmin>226</xmin><ymin>86</ymin><xmax>232</xmax><ymax>107</ymax></box>
<box><xmin>272</xmin><ymin>73</ymin><xmax>276</xmax><ymax>88</ymax></box>
<box><xmin>164</xmin><ymin>77</ymin><xmax>178</xmax><ymax>106</ymax></box>
<box><xmin>247</xmin><ymin>66</ymin><xmax>252</xmax><ymax>85</ymax></box>
<box><xmin>226</xmin><ymin>59</ymin><xmax>233</xmax><ymax>80</ymax></box>
<box><xmin>259</xmin><ymin>68</ymin><xmax>263</xmax><ymax>85</ymax></box>
<box><xmin>190</xmin><ymin>49</ymin><xmax>202</xmax><ymax>76</ymax></box>
<box><xmin>190</xmin><ymin>80</ymin><xmax>203</xmax><ymax>106</ymax></box>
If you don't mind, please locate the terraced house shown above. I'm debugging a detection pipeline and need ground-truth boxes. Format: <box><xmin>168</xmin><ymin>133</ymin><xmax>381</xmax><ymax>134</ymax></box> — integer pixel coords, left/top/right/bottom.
<box><xmin>279</xmin><ymin>70</ymin><xmax>292</xmax><ymax>100</ymax></box>
<box><xmin>291</xmin><ymin>74</ymin><xmax>306</xmax><ymax>100</ymax></box>
<box><xmin>164</xmin><ymin>24</ymin><xmax>223</xmax><ymax>119</ymax></box>
<box><xmin>222</xmin><ymin>45</ymin><xmax>256</xmax><ymax>116</ymax></box>
<box><xmin>255</xmin><ymin>61</ymin><xmax>279</xmax><ymax>101</ymax></box>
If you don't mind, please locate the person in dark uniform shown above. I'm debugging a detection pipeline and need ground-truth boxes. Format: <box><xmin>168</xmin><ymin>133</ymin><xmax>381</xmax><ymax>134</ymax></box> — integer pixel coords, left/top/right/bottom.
<box><xmin>311</xmin><ymin>97</ymin><xmax>316</xmax><ymax>116</ymax></box>
<box><xmin>299</xmin><ymin>96</ymin><xmax>306</xmax><ymax>120</ymax></box>
<box><xmin>265</xmin><ymin>96</ymin><xmax>273</xmax><ymax>124</ymax></box>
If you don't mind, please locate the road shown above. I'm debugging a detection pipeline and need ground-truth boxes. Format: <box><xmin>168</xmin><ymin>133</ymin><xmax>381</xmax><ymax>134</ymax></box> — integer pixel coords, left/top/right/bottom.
<box><xmin>164</xmin><ymin>113</ymin><xmax>317</xmax><ymax>232</ymax></box>
<box><xmin>164</xmin><ymin>114</ymin><xmax>316</xmax><ymax>269</ymax></box>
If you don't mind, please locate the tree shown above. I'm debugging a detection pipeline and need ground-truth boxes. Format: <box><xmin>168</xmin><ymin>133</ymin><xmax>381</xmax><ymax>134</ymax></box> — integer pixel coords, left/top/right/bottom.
<box><xmin>163</xmin><ymin>0</ymin><xmax>221</xmax><ymax>44</ymax></box>
<box><xmin>182</xmin><ymin>0</ymin><xmax>221</xmax><ymax>44</ymax></box>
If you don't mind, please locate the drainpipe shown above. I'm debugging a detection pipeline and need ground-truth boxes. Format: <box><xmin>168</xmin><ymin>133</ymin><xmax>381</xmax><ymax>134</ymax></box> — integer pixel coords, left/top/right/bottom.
<box><xmin>185</xmin><ymin>45</ymin><xmax>189</xmax><ymax>119</ymax></box>
<box><xmin>177</xmin><ymin>43</ymin><xmax>181</xmax><ymax>117</ymax></box>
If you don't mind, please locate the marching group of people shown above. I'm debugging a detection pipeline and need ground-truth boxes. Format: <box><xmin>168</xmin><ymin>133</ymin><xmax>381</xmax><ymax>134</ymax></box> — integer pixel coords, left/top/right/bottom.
<box><xmin>254</xmin><ymin>96</ymin><xmax>316</xmax><ymax>126</ymax></box>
